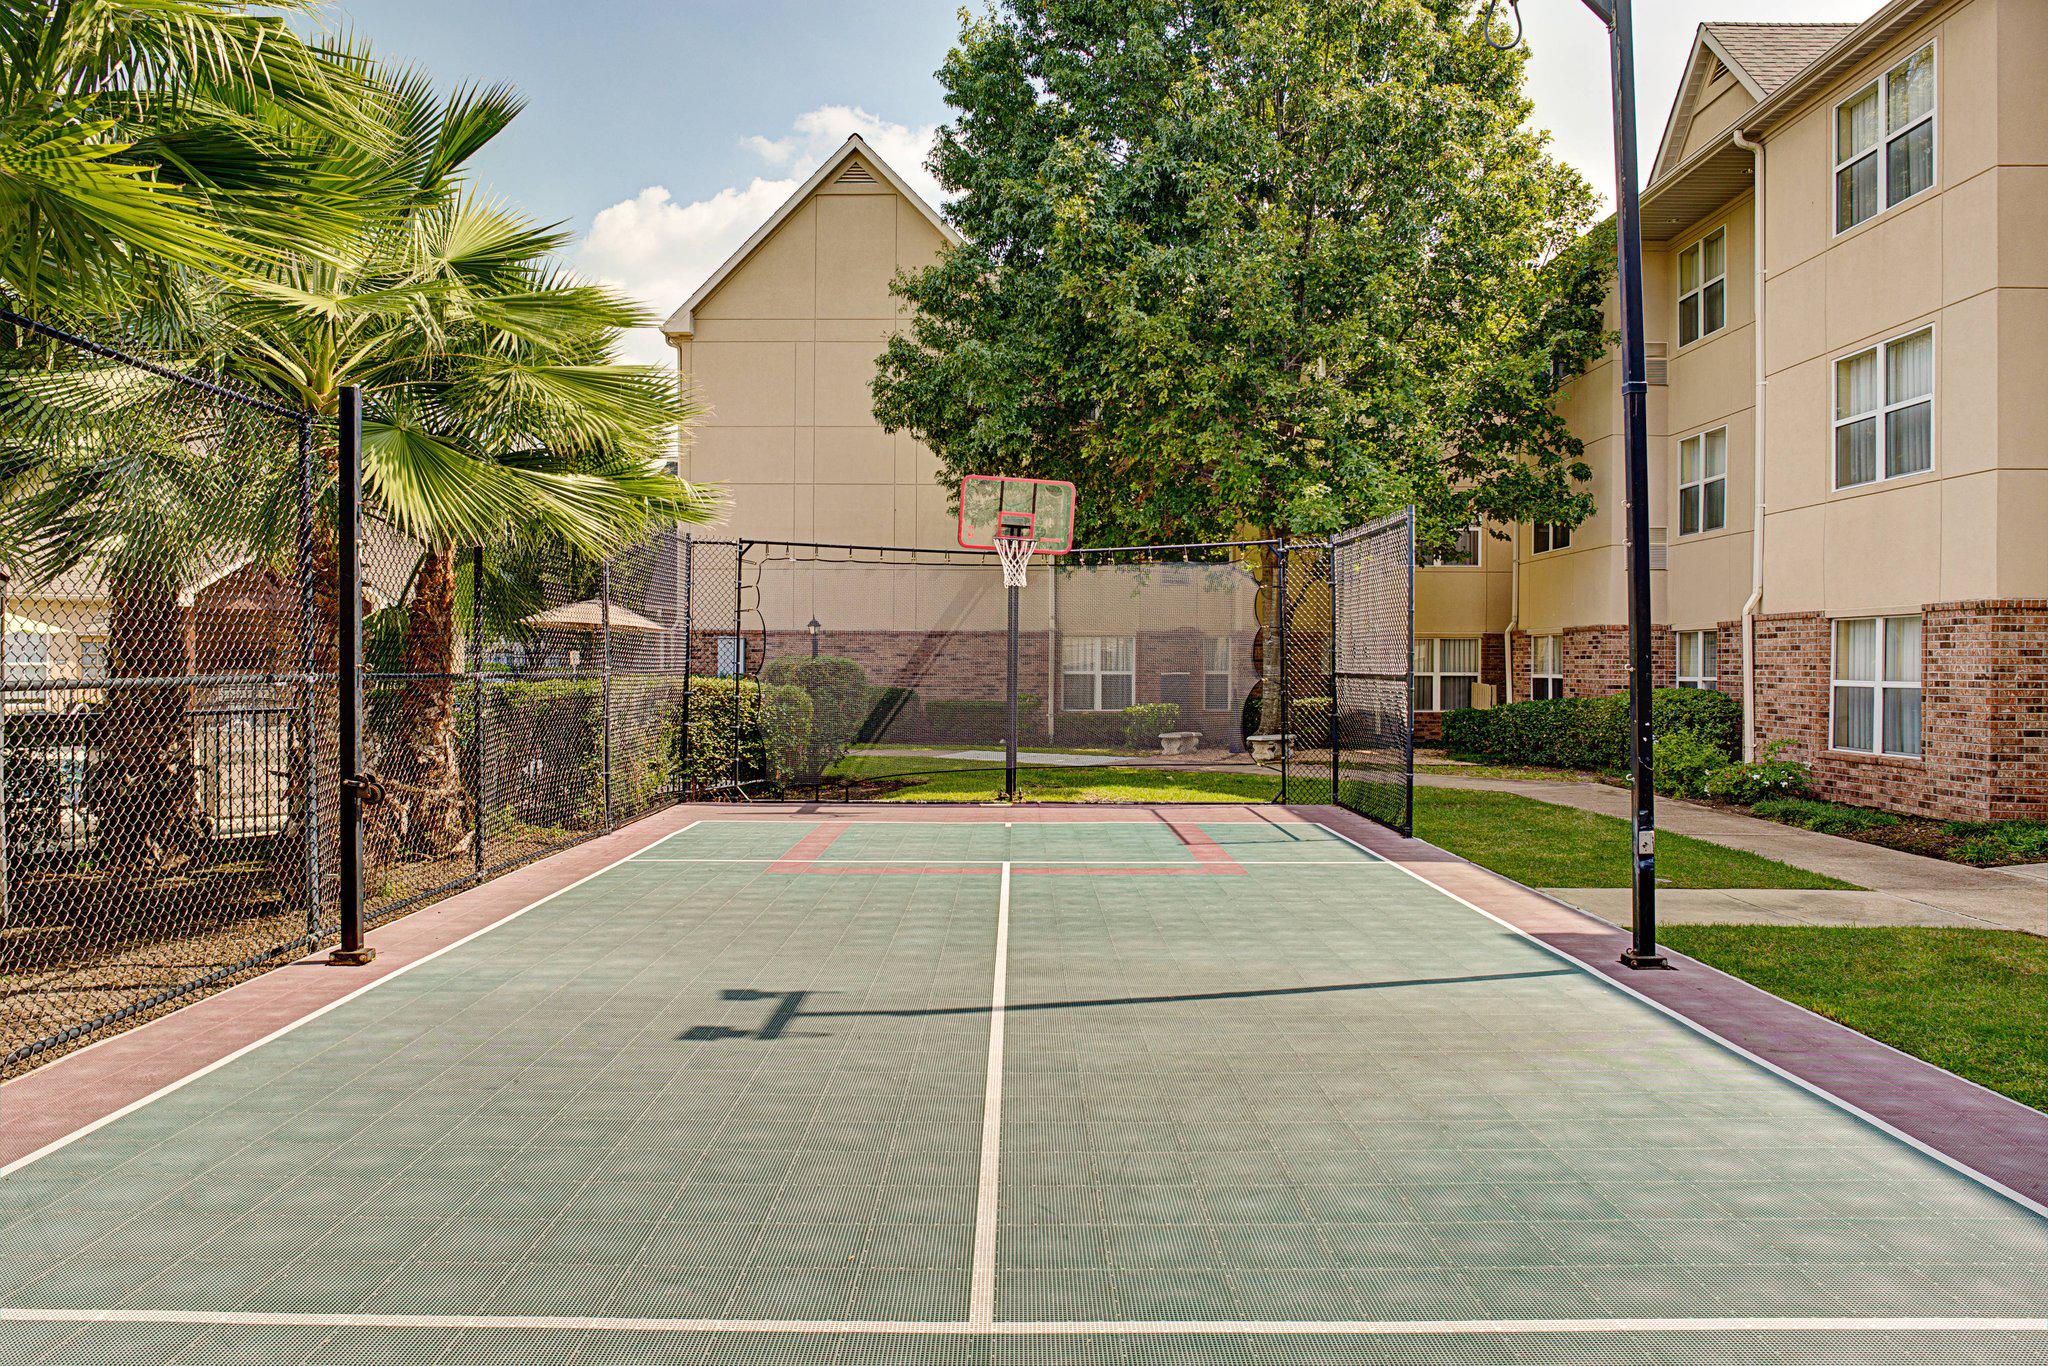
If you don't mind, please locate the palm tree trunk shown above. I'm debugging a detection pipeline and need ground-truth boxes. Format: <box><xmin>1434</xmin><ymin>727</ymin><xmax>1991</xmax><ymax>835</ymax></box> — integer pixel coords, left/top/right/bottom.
<box><xmin>91</xmin><ymin>564</ymin><xmax>208</xmax><ymax>867</ymax></box>
<box><xmin>362</xmin><ymin>545</ymin><xmax>472</xmax><ymax>863</ymax></box>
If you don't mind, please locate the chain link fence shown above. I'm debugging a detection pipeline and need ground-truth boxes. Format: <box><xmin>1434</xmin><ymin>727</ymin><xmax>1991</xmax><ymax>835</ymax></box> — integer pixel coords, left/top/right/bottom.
<box><xmin>0</xmin><ymin>309</ymin><xmax>328</xmax><ymax>1076</ymax></box>
<box><xmin>0</xmin><ymin>310</ymin><xmax>1416</xmax><ymax>1076</ymax></box>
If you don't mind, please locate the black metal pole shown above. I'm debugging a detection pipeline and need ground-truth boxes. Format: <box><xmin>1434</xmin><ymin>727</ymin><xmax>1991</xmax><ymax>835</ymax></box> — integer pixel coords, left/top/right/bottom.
<box><xmin>1276</xmin><ymin>545</ymin><xmax>1290</xmax><ymax>804</ymax></box>
<box><xmin>1005</xmin><ymin>581</ymin><xmax>1020</xmax><ymax>801</ymax></box>
<box><xmin>1404</xmin><ymin>511</ymin><xmax>1415</xmax><ymax>838</ymax></box>
<box><xmin>471</xmin><ymin>545</ymin><xmax>485</xmax><ymax>882</ymax></box>
<box><xmin>295</xmin><ymin>418</ymin><xmax>320</xmax><ymax>937</ymax></box>
<box><xmin>330</xmin><ymin>386</ymin><xmax>375</xmax><ymax>966</ymax></box>
<box><xmin>1328</xmin><ymin>538</ymin><xmax>1339</xmax><ymax>806</ymax></box>
<box><xmin>681</xmin><ymin>535</ymin><xmax>694</xmax><ymax>799</ymax></box>
<box><xmin>600</xmin><ymin>560</ymin><xmax>614</xmax><ymax>829</ymax></box>
<box><xmin>1599</xmin><ymin>0</ymin><xmax>1668</xmax><ymax>969</ymax></box>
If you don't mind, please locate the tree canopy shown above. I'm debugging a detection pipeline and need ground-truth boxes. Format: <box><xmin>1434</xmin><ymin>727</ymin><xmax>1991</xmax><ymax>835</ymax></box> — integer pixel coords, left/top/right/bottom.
<box><xmin>872</xmin><ymin>0</ymin><xmax>1612</xmax><ymax>551</ymax></box>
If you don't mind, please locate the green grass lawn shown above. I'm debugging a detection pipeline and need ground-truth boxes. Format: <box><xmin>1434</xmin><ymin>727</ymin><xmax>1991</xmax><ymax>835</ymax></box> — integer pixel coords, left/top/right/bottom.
<box><xmin>1417</xmin><ymin>761</ymin><xmax>1597</xmax><ymax>783</ymax></box>
<box><xmin>1414</xmin><ymin>787</ymin><xmax>1856</xmax><ymax>891</ymax></box>
<box><xmin>1660</xmin><ymin>925</ymin><xmax>2048</xmax><ymax>1113</ymax></box>
<box><xmin>851</xmin><ymin>761</ymin><xmax>1282</xmax><ymax>803</ymax></box>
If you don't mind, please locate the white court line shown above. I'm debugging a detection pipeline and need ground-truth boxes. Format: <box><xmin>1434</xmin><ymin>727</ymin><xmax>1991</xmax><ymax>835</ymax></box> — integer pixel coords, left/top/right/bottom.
<box><xmin>1308</xmin><ymin>820</ymin><xmax>2048</xmax><ymax>1224</ymax></box>
<box><xmin>0</xmin><ymin>820</ymin><xmax>703</xmax><ymax>1179</ymax></box>
<box><xmin>968</xmin><ymin>860</ymin><xmax>1011</xmax><ymax>1328</ymax></box>
<box><xmin>1</xmin><ymin>1308</ymin><xmax>2041</xmax><ymax>1336</ymax></box>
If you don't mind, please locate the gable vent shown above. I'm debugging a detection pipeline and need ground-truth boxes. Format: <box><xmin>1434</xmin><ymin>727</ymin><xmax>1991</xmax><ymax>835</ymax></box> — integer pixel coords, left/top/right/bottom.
<box><xmin>836</xmin><ymin>162</ymin><xmax>878</xmax><ymax>185</ymax></box>
<box><xmin>1645</xmin><ymin>341</ymin><xmax>1669</xmax><ymax>387</ymax></box>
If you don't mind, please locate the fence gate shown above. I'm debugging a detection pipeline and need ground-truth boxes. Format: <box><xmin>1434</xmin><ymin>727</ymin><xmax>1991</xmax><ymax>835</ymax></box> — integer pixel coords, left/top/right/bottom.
<box><xmin>1332</xmin><ymin>510</ymin><xmax>1416</xmax><ymax>835</ymax></box>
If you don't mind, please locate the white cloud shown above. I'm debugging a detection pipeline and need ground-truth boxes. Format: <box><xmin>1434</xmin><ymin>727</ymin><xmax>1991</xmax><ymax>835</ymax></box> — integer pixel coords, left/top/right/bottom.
<box><xmin>576</xmin><ymin>106</ymin><xmax>942</xmax><ymax>367</ymax></box>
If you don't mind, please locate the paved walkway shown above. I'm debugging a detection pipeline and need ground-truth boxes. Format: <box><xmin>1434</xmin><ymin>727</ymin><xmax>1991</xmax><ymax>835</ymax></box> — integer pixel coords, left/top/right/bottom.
<box><xmin>1421</xmin><ymin>771</ymin><xmax>2047</xmax><ymax>935</ymax></box>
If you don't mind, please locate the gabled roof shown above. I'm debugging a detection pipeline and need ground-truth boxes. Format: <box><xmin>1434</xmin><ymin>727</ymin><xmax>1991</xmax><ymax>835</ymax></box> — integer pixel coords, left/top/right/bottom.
<box><xmin>1652</xmin><ymin>22</ymin><xmax>1858</xmax><ymax>185</ymax></box>
<box><xmin>662</xmin><ymin>134</ymin><xmax>961</xmax><ymax>340</ymax></box>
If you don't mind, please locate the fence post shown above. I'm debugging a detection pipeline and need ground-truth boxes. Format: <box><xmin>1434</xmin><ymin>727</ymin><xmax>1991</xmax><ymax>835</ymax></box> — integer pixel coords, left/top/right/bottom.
<box><xmin>0</xmin><ymin>565</ymin><xmax>9</xmax><ymax>931</ymax></box>
<box><xmin>294</xmin><ymin>417</ymin><xmax>319</xmax><ymax>938</ymax></box>
<box><xmin>1329</xmin><ymin>536</ymin><xmax>1339</xmax><ymax>807</ymax></box>
<box><xmin>600</xmin><ymin>558</ymin><xmax>614</xmax><ymax>829</ymax></box>
<box><xmin>471</xmin><ymin>545</ymin><xmax>485</xmax><ymax>882</ymax></box>
<box><xmin>1277</xmin><ymin>543</ymin><xmax>1290</xmax><ymax>805</ymax></box>
<box><xmin>680</xmin><ymin>534</ymin><xmax>693</xmax><ymax>799</ymax></box>
<box><xmin>1404</xmin><ymin>511</ymin><xmax>1416</xmax><ymax>837</ymax></box>
<box><xmin>329</xmin><ymin>386</ymin><xmax>375</xmax><ymax>966</ymax></box>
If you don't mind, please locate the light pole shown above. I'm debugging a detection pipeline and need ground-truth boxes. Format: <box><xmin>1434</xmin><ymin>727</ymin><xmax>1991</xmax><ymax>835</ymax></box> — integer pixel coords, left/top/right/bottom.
<box><xmin>807</xmin><ymin>617</ymin><xmax>821</xmax><ymax>657</ymax></box>
<box><xmin>1489</xmin><ymin>0</ymin><xmax>1667</xmax><ymax>969</ymax></box>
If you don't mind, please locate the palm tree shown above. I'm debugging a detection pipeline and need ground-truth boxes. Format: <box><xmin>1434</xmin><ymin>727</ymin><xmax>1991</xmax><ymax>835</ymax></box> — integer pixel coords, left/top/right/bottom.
<box><xmin>0</xmin><ymin>0</ymin><xmax>379</xmax><ymax>314</ymax></box>
<box><xmin>195</xmin><ymin>69</ymin><xmax>718</xmax><ymax>865</ymax></box>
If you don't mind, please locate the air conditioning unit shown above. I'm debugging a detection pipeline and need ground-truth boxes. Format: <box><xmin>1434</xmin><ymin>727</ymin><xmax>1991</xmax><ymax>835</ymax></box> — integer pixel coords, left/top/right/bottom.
<box><xmin>1469</xmin><ymin>683</ymin><xmax>1498</xmax><ymax>710</ymax></box>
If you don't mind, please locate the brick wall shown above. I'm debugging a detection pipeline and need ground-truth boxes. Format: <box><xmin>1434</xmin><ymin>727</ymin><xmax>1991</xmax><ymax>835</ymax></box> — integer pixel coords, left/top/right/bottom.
<box><xmin>1751</xmin><ymin>602</ymin><xmax>2048</xmax><ymax>821</ymax></box>
<box><xmin>1562</xmin><ymin>624</ymin><xmax>1674</xmax><ymax>696</ymax></box>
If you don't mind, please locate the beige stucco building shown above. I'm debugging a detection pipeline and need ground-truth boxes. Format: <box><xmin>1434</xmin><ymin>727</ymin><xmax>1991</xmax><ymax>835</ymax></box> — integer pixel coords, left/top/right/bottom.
<box><xmin>669</xmin><ymin>1</ymin><xmax>2048</xmax><ymax>818</ymax></box>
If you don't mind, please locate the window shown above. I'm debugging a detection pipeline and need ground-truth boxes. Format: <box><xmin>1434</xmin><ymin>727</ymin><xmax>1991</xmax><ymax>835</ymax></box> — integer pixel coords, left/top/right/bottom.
<box><xmin>1677</xmin><ymin>227</ymin><xmax>1726</xmax><ymax>346</ymax></box>
<box><xmin>1530</xmin><ymin>636</ymin><xmax>1563</xmax><ymax>700</ymax></box>
<box><xmin>1677</xmin><ymin>630</ymin><xmax>1719</xmax><ymax>689</ymax></box>
<box><xmin>1835</xmin><ymin>327</ymin><xmax>1933</xmax><ymax>488</ymax></box>
<box><xmin>1062</xmin><ymin>635</ymin><xmax>1134</xmax><ymax>711</ymax></box>
<box><xmin>1836</xmin><ymin>45</ymin><xmax>1935</xmax><ymax>232</ymax></box>
<box><xmin>1418</xmin><ymin>525</ymin><xmax>1480</xmax><ymax>567</ymax></box>
<box><xmin>1412</xmin><ymin>638</ymin><xmax>1480</xmax><ymax>712</ymax></box>
<box><xmin>715</xmin><ymin>635</ymin><xmax>746</xmax><ymax>678</ymax></box>
<box><xmin>79</xmin><ymin>637</ymin><xmax>108</xmax><ymax>681</ymax></box>
<box><xmin>1202</xmin><ymin>636</ymin><xmax>1233</xmax><ymax>712</ymax></box>
<box><xmin>1532</xmin><ymin>522</ymin><xmax>1573</xmax><ymax>554</ymax></box>
<box><xmin>1832</xmin><ymin>615</ymin><xmax>1921</xmax><ymax>756</ymax></box>
<box><xmin>4</xmin><ymin>630</ymin><xmax>52</xmax><ymax>683</ymax></box>
<box><xmin>1678</xmin><ymin>428</ymin><xmax>1728</xmax><ymax>535</ymax></box>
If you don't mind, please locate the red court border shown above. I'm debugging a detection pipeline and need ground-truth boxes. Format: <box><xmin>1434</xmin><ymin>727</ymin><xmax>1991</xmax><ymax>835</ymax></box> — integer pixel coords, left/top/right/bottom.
<box><xmin>5</xmin><ymin>800</ymin><xmax>2044</xmax><ymax>1218</ymax></box>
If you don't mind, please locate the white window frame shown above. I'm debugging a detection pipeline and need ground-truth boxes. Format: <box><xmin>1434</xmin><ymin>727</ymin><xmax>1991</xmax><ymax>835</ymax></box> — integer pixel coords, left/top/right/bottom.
<box><xmin>1418</xmin><ymin>524</ymin><xmax>1481</xmax><ymax>568</ymax></box>
<box><xmin>1833</xmin><ymin>325</ymin><xmax>1935</xmax><ymax>491</ymax></box>
<box><xmin>1531</xmin><ymin>522</ymin><xmax>1573</xmax><ymax>555</ymax></box>
<box><xmin>1530</xmin><ymin>635</ymin><xmax>1563</xmax><ymax>701</ymax></box>
<box><xmin>4</xmin><ymin>630</ymin><xmax>53</xmax><ymax>683</ymax></box>
<box><xmin>1676</xmin><ymin>629</ymin><xmax>1719</xmax><ymax>690</ymax></box>
<box><xmin>1830</xmin><ymin>615</ymin><xmax>1922</xmax><ymax>758</ymax></box>
<box><xmin>1677</xmin><ymin>427</ymin><xmax>1728</xmax><ymax>536</ymax></box>
<box><xmin>1062</xmin><ymin>635</ymin><xmax>1136</xmax><ymax>712</ymax></box>
<box><xmin>1676</xmin><ymin>225</ymin><xmax>1727</xmax><ymax>348</ymax></box>
<box><xmin>1413</xmin><ymin>637</ymin><xmax>1481</xmax><ymax>713</ymax></box>
<box><xmin>1202</xmin><ymin>636</ymin><xmax>1233</xmax><ymax>712</ymax></box>
<box><xmin>1834</xmin><ymin>43</ymin><xmax>1936</xmax><ymax>235</ymax></box>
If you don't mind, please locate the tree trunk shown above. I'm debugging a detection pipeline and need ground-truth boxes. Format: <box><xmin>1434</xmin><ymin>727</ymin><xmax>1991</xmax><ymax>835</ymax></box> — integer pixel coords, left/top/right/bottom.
<box><xmin>90</xmin><ymin>565</ymin><xmax>208</xmax><ymax>868</ymax></box>
<box><xmin>361</xmin><ymin>545</ymin><xmax>472</xmax><ymax>865</ymax></box>
<box><xmin>1257</xmin><ymin>548</ymin><xmax>1286</xmax><ymax>738</ymax></box>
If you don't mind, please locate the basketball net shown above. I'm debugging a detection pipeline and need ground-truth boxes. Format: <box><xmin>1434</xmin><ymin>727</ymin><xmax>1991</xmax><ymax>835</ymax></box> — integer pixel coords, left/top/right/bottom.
<box><xmin>995</xmin><ymin>532</ymin><xmax>1036</xmax><ymax>589</ymax></box>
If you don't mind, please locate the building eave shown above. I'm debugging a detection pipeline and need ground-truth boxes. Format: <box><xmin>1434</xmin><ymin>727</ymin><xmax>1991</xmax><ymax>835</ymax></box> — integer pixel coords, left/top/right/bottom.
<box><xmin>661</xmin><ymin>134</ymin><xmax>961</xmax><ymax>342</ymax></box>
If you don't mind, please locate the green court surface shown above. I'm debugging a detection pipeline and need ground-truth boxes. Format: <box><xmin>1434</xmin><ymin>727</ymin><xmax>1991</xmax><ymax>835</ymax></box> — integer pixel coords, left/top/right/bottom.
<box><xmin>2</xmin><ymin>815</ymin><xmax>2045</xmax><ymax>1364</ymax></box>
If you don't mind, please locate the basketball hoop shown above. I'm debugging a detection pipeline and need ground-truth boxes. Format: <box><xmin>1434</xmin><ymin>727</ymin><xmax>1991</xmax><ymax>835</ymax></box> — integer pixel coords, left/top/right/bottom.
<box><xmin>995</xmin><ymin>530</ymin><xmax>1036</xmax><ymax>588</ymax></box>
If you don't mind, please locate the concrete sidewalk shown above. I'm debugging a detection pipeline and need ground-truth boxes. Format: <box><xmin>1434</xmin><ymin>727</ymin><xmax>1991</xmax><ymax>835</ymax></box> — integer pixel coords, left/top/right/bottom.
<box><xmin>1421</xmin><ymin>771</ymin><xmax>2047</xmax><ymax>934</ymax></box>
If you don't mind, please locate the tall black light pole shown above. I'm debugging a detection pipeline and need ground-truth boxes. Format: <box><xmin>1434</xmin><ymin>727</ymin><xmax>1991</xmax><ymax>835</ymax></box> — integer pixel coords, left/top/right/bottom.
<box><xmin>1491</xmin><ymin>0</ymin><xmax>1667</xmax><ymax>968</ymax></box>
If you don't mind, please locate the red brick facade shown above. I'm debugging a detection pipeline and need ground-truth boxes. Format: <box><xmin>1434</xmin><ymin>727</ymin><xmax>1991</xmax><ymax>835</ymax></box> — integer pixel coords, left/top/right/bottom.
<box><xmin>1561</xmin><ymin>624</ymin><xmax>1676</xmax><ymax>696</ymax></box>
<box><xmin>1749</xmin><ymin>602</ymin><xmax>2048</xmax><ymax>821</ymax></box>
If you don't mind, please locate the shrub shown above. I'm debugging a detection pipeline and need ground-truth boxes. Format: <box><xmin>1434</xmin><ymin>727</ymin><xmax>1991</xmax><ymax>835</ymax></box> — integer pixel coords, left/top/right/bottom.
<box><xmin>1441</xmin><ymin>687</ymin><xmax>1743</xmax><ymax>772</ymax></box>
<box><xmin>1700</xmin><ymin>743</ymin><xmax>1810</xmax><ymax>803</ymax></box>
<box><xmin>1121</xmin><ymin>702</ymin><xmax>1182</xmax><ymax>750</ymax></box>
<box><xmin>3</xmin><ymin>748</ymin><xmax>65</xmax><ymax>851</ymax></box>
<box><xmin>1653</xmin><ymin>729</ymin><xmax>1729</xmax><ymax>798</ymax></box>
<box><xmin>1652</xmin><ymin>687</ymin><xmax>1742</xmax><ymax>757</ymax></box>
<box><xmin>1290</xmin><ymin>696</ymin><xmax>1333</xmax><ymax>749</ymax></box>
<box><xmin>857</xmin><ymin>686</ymin><xmax>920</xmax><ymax>743</ymax></box>
<box><xmin>925</xmin><ymin>695</ymin><xmax>1040</xmax><ymax>744</ymax></box>
<box><xmin>1945</xmin><ymin>820</ymin><xmax>2048</xmax><ymax>866</ymax></box>
<box><xmin>665</xmin><ymin>677</ymin><xmax>812</xmax><ymax>795</ymax></box>
<box><xmin>1751</xmin><ymin>796</ymin><xmax>1900</xmax><ymax>836</ymax></box>
<box><xmin>761</xmin><ymin>655</ymin><xmax>872</xmax><ymax>776</ymax></box>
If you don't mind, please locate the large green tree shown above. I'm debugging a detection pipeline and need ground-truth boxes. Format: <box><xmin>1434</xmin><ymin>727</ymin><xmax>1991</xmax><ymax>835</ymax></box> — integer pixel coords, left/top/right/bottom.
<box><xmin>873</xmin><ymin>0</ymin><xmax>1611</xmax><ymax>551</ymax></box>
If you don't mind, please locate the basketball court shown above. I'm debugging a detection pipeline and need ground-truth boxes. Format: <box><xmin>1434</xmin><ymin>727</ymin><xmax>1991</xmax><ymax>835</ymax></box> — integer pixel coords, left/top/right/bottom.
<box><xmin>4</xmin><ymin>804</ymin><xmax>2045</xmax><ymax>1364</ymax></box>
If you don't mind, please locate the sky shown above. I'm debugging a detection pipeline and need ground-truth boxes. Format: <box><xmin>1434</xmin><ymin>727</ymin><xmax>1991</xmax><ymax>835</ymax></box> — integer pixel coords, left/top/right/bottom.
<box><xmin>328</xmin><ymin>0</ymin><xmax>1879</xmax><ymax>363</ymax></box>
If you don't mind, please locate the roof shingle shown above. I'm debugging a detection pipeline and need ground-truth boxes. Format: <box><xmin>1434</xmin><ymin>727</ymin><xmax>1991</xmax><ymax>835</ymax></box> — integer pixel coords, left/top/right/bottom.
<box><xmin>1704</xmin><ymin>22</ymin><xmax>1860</xmax><ymax>96</ymax></box>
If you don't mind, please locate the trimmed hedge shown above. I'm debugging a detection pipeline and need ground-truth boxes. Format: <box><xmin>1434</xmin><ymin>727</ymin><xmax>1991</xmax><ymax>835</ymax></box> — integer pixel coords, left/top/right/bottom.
<box><xmin>926</xmin><ymin>695</ymin><xmax>1042</xmax><ymax>745</ymax></box>
<box><xmin>1441</xmin><ymin>688</ymin><xmax>1742</xmax><ymax>771</ymax></box>
<box><xmin>760</xmin><ymin>655</ymin><xmax>871</xmax><ymax>777</ymax></box>
<box><xmin>664</xmin><ymin>676</ymin><xmax>813</xmax><ymax>794</ymax></box>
